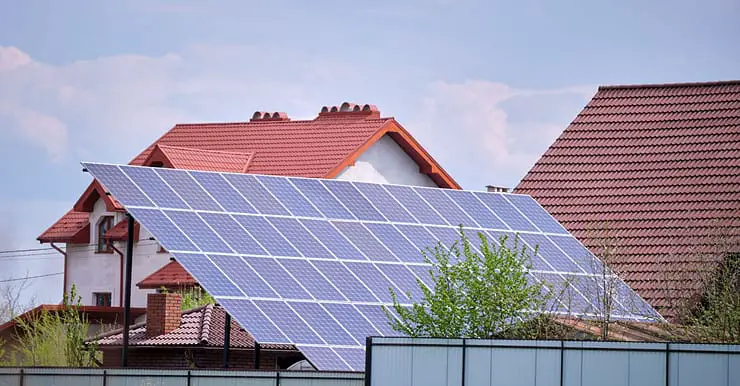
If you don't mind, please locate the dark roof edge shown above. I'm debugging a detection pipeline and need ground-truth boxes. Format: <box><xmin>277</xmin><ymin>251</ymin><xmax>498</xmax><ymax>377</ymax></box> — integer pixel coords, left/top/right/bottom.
<box><xmin>598</xmin><ymin>79</ymin><xmax>740</xmax><ymax>91</ymax></box>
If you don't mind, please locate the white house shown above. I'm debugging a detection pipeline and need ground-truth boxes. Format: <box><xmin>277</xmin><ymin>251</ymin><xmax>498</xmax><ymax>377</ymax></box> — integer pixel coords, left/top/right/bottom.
<box><xmin>37</xmin><ymin>103</ymin><xmax>460</xmax><ymax>309</ymax></box>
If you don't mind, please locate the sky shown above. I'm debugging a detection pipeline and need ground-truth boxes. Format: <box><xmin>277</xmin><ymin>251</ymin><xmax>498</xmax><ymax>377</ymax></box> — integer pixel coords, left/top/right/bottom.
<box><xmin>0</xmin><ymin>0</ymin><xmax>738</xmax><ymax>307</ymax></box>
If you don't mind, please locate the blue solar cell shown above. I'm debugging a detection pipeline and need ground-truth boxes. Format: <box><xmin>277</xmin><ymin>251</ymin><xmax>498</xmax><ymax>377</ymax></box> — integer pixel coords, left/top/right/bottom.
<box><xmin>425</xmin><ymin>226</ymin><xmax>466</xmax><ymax>252</ymax></box>
<box><xmin>322</xmin><ymin>180</ymin><xmax>385</xmax><ymax>221</ymax></box>
<box><xmin>518</xmin><ymin>233</ymin><xmax>582</xmax><ymax>273</ymax></box>
<box><xmin>299</xmin><ymin>219</ymin><xmax>365</xmax><ymax>260</ymax></box>
<box><xmin>473</xmin><ymin>193</ymin><xmax>537</xmax><ymax>232</ymax></box>
<box><xmin>218</xmin><ymin>298</ymin><xmax>289</xmax><ymax>343</ymax></box>
<box><xmin>332</xmin><ymin>347</ymin><xmax>366</xmax><ymax>371</ymax></box>
<box><xmin>485</xmin><ymin>230</ymin><xmax>520</xmax><ymax>250</ymax></box>
<box><xmin>535</xmin><ymin>273</ymin><xmax>594</xmax><ymax>315</ymax></box>
<box><xmin>223</xmin><ymin>174</ymin><xmax>289</xmax><ymax>215</ymax></box>
<box><xmin>384</xmin><ymin>185</ymin><xmax>446</xmax><ymax>225</ymax></box>
<box><xmin>353</xmin><ymin>182</ymin><xmax>417</xmax><ymax>223</ymax></box>
<box><xmin>243</xmin><ymin>256</ymin><xmax>313</xmax><ymax>300</ymax></box>
<box><xmin>190</xmin><ymin>172</ymin><xmax>257</xmax><ymax>213</ymax></box>
<box><xmin>154</xmin><ymin>169</ymin><xmax>222</xmax><ymax>211</ymax></box>
<box><xmin>278</xmin><ymin>259</ymin><xmax>345</xmax><ymax>301</ymax></box>
<box><xmin>614</xmin><ymin>279</ymin><xmax>658</xmax><ymax>319</ymax></box>
<box><xmin>121</xmin><ymin>166</ymin><xmax>189</xmax><ymax>209</ymax></box>
<box><xmin>288</xmin><ymin>302</ymin><xmax>358</xmax><ymax>345</ymax></box>
<box><xmin>444</xmin><ymin>190</ymin><xmax>507</xmax><ymax>229</ymax></box>
<box><xmin>173</xmin><ymin>253</ymin><xmax>241</xmax><ymax>296</ymax></box>
<box><xmin>414</xmin><ymin>187</ymin><xmax>476</xmax><ymax>227</ymax></box>
<box><xmin>290</xmin><ymin>179</ymin><xmax>354</xmax><ymax>220</ymax></box>
<box><xmin>344</xmin><ymin>262</ymin><xmax>401</xmax><ymax>303</ymax></box>
<box><xmin>504</xmin><ymin>194</ymin><xmax>568</xmax><ymax>234</ymax></box>
<box><xmin>234</xmin><ymin>215</ymin><xmax>300</xmax><ymax>257</ymax></box>
<box><xmin>198</xmin><ymin>213</ymin><xmax>266</xmax><ymax>255</ymax></box>
<box><xmin>548</xmin><ymin>235</ymin><xmax>602</xmax><ymax>275</ymax></box>
<box><xmin>395</xmin><ymin>224</ymin><xmax>441</xmax><ymax>257</ymax></box>
<box><xmin>266</xmin><ymin>217</ymin><xmax>333</xmax><ymax>259</ymax></box>
<box><xmin>407</xmin><ymin>264</ymin><xmax>434</xmax><ymax>289</ymax></box>
<box><xmin>310</xmin><ymin>260</ymin><xmax>378</xmax><ymax>302</ymax></box>
<box><xmin>375</xmin><ymin>263</ymin><xmax>425</xmax><ymax>301</ymax></box>
<box><xmin>297</xmin><ymin>346</ymin><xmax>351</xmax><ymax>371</ymax></box>
<box><xmin>208</xmin><ymin>255</ymin><xmax>277</xmax><ymax>298</ymax></box>
<box><xmin>487</xmin><ymin>231</ymin><xmax>551</xmax><ymax>272</ymax></box>
<box><xmin>254</xmin><ymin>300</ymin><xmax>324</xmax><ymax>344</ymax></box>
<box><xmin>332</xmin><ymin>221</ymin><xmax>396</xmax><ymax>262</ymax></box>
<box><xmin>82</xmin><ymin>164</ymin><xmax>153</xmax><ymax>207</ymax></box>
<box><xmin>164</xmin><ymin>210</ymin><xmax>232</xmax><ymax>253</ymax></box>
<box><xmin>322</xmin><ymin>303</ymin><xmax>381</xmax><ymax>343</ymax></box>
<box><xmin>257</xmin><ymin>175</ymin><xmax>323</xmax><ymax>218</ymax></box>
<box><xmin>364</xmin><ymin>223</ymin><xmax>423</xmax><ymax>263</ymax></box>
<box><xmin>127</xmin><ymin>208</ymin><xmax>196</xmax><ymax>251</ymax></box>
<box><xmin>354</xmin><ymin>304</ymin><xmax>397</xmax><ymax>336</ymax></box>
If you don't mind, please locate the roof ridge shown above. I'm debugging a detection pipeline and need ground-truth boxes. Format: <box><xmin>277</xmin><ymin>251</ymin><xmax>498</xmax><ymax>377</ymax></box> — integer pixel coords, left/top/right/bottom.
<box><xmin>599</xmin><ymin>80</ymin><xmax>740</xmax><ymax>91</ymax></box>
<box><xmin>173</xmin><ymin>117</ymin><xmax>393</xmax><ymax>127</ymax></box>
<box><xmin>158</xmin><ymin>144</ymin><xmax>253</xmax><ymax>157</ymax></box>
<box><xmin>198</xmin><ymin>304</ymin><xmax>214</xmax><ymax>344</ymax></box>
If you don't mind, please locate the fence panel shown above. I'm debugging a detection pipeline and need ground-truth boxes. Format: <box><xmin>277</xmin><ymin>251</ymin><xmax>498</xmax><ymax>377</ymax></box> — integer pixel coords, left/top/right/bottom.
<box><xmin>368</xmin><ymin>337</ymin><xmax>740</xmax><ymax>386</ymax></box>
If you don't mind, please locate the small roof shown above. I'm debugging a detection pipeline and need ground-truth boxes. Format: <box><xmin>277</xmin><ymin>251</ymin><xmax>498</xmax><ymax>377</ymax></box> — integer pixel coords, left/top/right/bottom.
<box><xmin>93</xmin><ymin>304</ymin><xmax>294</xmax><ymax>351</ymax></box>
<box><xmin>137</xmin><ymin>260</ymin><xmax>197</xmax><ymax>290</ymax></box>
<box><xmin>0</xmin><ymin>305</ymin><xmax>147</xmax><ymax>336</ymax></box>
<box><xmin>515</xmin><ymin>80</ymin><xmax>740</xmax><ymax>317</ymax></box>
<box><xmin>38</xmin><ymin>105</ymin><xmax>459</xmax><ymax>243</ymax></box>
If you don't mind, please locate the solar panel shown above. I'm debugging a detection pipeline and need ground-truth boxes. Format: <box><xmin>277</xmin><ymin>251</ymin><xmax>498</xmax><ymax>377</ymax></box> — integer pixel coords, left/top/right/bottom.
<box><xmin>83</xmin><ymin>163</ymin><xmax>662</xmax><ymax>371</ymax></box>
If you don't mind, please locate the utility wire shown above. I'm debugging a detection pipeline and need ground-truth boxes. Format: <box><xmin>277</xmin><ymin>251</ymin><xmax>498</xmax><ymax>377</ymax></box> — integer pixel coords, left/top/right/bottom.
<box><xmin>0</xmin><ymin>272</ymin><xmax>64</xmax><ymax>283</ymax></box>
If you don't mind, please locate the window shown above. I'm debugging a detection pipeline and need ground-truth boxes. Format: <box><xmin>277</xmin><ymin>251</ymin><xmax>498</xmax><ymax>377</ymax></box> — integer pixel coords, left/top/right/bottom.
<box><xmin>97</xmin><ymin>216</ymin><xmax>114</xmax><ymax>253</ymax></box>
<box><xmin>93</xmin><ymin>292</ymin><xmax>112</xmax><ymax>307</ymax></box>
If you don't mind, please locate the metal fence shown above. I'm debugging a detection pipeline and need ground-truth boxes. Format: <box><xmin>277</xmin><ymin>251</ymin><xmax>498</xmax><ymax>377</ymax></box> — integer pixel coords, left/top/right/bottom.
<box><xmin>366</xmin><ymin>337</ymin><xmax>740</xmax><ymax>386</ymax></box>
<box><xmin>0</xmin><ymin>367</ymin><xmax>364</xmax><ymax>386</ymax></box>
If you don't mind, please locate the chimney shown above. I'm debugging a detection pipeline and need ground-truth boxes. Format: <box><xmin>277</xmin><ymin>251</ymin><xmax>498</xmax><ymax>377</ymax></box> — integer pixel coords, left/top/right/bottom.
<box><xmin>250</xmin><ymin>111</ymin><xmax>290</xmax><ymax>122</ymax></box>
<box><xmin>486</xmin><ymin>185</ymin><xmax>510</xmax><ymax>193</ymax></box>
<box><xmin>146</xmin><ymin>292</ymin><xmax>182</xmax><ymax>338</ymax></box>
<box><xmin>318</xmin><ymin>103</ymin><xmax>381</xmax><ymax>119</ymax></box>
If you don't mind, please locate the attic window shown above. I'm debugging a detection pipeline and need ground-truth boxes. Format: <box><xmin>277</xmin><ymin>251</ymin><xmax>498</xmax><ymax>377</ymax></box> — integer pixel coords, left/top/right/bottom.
<box><xmin>150</xmin><ymin>161</ymin><xmax>164</xmax><ymax>168</ymax></box>
<box><xmin>96</xmin><ymin>216</ymin><xmax>114</xmax><ymax>253</ymax></box>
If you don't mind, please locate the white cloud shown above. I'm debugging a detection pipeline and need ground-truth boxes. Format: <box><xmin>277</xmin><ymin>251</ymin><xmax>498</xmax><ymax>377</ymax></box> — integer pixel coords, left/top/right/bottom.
<box><xmin>410</xmin><ymin>80</ymin><xmax>595</xmax><ymax>189</ymax></box>
<box><xmin>0</xmin><ymin>46</ymin><xmax>31</xmax><ymax>72</ymax></box>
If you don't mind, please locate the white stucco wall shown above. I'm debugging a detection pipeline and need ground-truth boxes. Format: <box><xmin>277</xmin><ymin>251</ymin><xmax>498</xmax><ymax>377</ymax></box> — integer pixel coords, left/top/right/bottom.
<box><xmin>65</xmin><ymin>134</ymin><xmax>439</xmax><ymax>307</ymax></box>
<box><xmin>335</xmin><ymin>134</ymin><xmax>438</xmax><ymax>187</ymax></box>
<box><xmin>65</xmin><ymin>199</ymin><xmax>169</xmax><ymax>307</ymax></box>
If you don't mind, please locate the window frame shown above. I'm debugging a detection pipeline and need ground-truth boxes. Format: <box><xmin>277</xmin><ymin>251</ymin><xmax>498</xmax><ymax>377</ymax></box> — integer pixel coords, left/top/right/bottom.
<box><xmin>93</xmin><ymin>292</ymin><xmax>112</xmax><ymax>307</ymax></box>
<box><xmin>96</xmin><ymin>215</ymin><xmax>114</xmax><ymax>253</ymax></box>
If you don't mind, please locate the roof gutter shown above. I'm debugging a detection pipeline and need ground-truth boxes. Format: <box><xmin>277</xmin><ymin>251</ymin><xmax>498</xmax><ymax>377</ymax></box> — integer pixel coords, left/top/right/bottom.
<box><xmin>50</xmin><ymin>243</ymin><xmax>67</xmax><ymax>297</ymax></box>
<box><xmin>110</xmin><ymin>244</ymin><xmax>125</xmax><ymax>307</ymax></box>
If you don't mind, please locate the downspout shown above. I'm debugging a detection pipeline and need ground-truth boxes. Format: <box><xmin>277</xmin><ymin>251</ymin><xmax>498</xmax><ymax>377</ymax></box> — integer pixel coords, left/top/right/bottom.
<box><xmin>110</xmin><ymin>243</ymin><xmax>125</xmax><ymax>307</ymax></box>
<box><xmin>50</xmin><ymin>243</ymin><xmax>67</xmax><ymax>297</ymax></box>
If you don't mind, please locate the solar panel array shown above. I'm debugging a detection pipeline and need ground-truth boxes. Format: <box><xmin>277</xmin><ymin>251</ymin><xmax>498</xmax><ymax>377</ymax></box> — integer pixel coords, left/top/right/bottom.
<box><xmin>83</xmin><ymin>163</ymin><xmax>661</xmax><ymax>371</ymax></box>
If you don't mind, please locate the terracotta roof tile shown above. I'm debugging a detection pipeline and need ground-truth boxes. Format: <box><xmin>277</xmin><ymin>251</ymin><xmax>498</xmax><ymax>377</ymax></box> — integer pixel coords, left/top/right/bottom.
<box><xmin>94</xmin><ymin>304</ymin><xmax>294</xmax><ymax>351</ymax></box>
<box><xmin>514</xmin><ymin>80</ymin><xmax>740</xmax><ymax>319</ymax></box>
<box><xmin>137</xmin><ymin>261</ymin><xmax>197</xmax><ymax>289</ymax></box>
<box><xmin>37</xmin><ymin>210</ymin><xmax>90</xmax><ymax>243</ymax></box>
<box><xmin>39</xmin><ymin>107</ymin><xmax>460</xmax><ymax>244</ymax></box>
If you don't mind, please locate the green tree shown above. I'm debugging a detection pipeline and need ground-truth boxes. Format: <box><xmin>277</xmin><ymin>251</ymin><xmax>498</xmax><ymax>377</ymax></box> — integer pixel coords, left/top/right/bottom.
<box><xmin>11</xmin><ymin>284</ymin><xmax>98</xmax><ymax>366</ymax></box>
<box><xmin>180</xmin><ymin>287</ymin><xmax>215</xmax><ymax>311</ymax></box>
<box><xmin>386</xmin><ymin>229</ymin><xmax>550</xmax><ymax>338</ymax></box>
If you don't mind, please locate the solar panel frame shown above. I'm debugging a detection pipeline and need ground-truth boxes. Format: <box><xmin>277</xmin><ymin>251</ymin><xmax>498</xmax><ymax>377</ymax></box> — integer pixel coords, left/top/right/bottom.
<box><xmin>83</xmin><ymin>162</ymin><xmax>664</xmax><ymax>371</ymax></box>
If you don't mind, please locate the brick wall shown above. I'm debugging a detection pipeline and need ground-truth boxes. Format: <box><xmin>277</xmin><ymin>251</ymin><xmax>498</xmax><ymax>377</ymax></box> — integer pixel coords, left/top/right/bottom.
<box><xmin>146</xmin><ymin>293</ymin><xmax>182</xmax><ymax>338</ymax></box>
<box><xmin>102</xmin><ymin>347</ymin><xmax>304</xmax><ymax>370</ymax></box>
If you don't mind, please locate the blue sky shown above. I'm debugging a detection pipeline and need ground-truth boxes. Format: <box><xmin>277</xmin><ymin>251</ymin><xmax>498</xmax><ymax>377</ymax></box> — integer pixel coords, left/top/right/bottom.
<box><xmin>0</xmin><ymin>0</ymin><xmax>738</xmax><ymax>306</ymax></box>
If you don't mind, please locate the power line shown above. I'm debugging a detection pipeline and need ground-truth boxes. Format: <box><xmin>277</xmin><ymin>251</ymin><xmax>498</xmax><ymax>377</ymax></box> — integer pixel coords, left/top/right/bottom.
<box><xmin>0</xmin><ymin>247</ymin><xmax>56</xmax><ymax>254</ymax></box>
<box><xmin>0</xmin><ymin>241</ymin><xmax>162</xmax><ymax>261</ymax></box>
<box><xmin>0</xmin><ymin>272</ymin><xmax>64</xmax><ymax>284</ymax></box>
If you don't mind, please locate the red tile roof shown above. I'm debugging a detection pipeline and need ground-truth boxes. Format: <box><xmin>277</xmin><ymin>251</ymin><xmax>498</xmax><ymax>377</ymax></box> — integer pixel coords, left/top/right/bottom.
<box><xmin>143</xmin><ymin>145</ymin><xmax>253</xmax><ymax>173</ymax></box>
<box><xmin>37</xmin><ymin>210</ymin><xmax>90</xmax><ymax>243</ymax></box>
<box><xmin>38</xmin><ymin>105</ymin><xmax>460</xmax><ymax>244</ymax></box>
<box><xmin>1</xmin><ymin>305</ymin><xmax>146</xmax><ymax>335</ymax></box>
<box><xmin>137</xmin><ymin>261</ymin><xmax>197</xmax><ymax>290</ymax></box>
<box><xmin>104</xmin><ymin>219</ymin><xmax>140</xmax><ymax>241</ymax></box>
<box><xmin>515</xmin><ymin>80</ymin><xmax>740</xmax><ymax>318</ymax></box>
<box><xmin>94</xmin><ymin>304</ymin><xmax>294</xmax><ymax>351</ymax></box>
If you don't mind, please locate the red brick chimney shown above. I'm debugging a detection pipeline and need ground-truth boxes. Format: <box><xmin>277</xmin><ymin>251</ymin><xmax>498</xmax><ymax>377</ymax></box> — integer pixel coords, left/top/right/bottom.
<box><xmin>146</xmin><ymin>292</ymin><xmax>182</xmax><ymax>338</ymax></box>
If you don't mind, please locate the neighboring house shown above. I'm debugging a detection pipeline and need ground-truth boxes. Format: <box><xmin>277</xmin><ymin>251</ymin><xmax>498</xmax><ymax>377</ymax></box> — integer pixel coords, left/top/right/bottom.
<box><xmin>0</xmin><ymin>305</ymin><xmax>146</xmax><ymax>364</ymax></box>
<box><xmin>36</xmin><ymin>103</ymin><xmax>459</xmax><ymax>309</ymax></box>
<box><xmin>91</xmin><ymin>293</ymin><xmax>303</xmax><ymax>369</ymax></box>
<box><xmin>515</xmin><ymin>80</ymin><xmax>740</xmax><ymax>319</ymax></box>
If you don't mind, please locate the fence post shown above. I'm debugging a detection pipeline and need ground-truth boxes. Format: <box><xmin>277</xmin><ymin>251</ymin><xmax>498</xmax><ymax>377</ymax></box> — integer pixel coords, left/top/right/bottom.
<box><xmin>275</xmin><ymin>370</ymin><xmax>280</xmax><ymax>386</ymax></box>
<box><xmin>665</xmin><ymin>343</ymin><xmax>670</xmax><ymax>386</ymax></box>
<box><xmin>365</xmin><ymin>337</ymin><xmax>373</xmax><ymax>386</ymax></box>
<box><xmin>461</xmin><ymin>338</ymin><xmax>466</xmax><ymax>386</ymax></box>
<box><xmin>187</xmin><ymin>370</ymin><xmax>191</xmax><ymax>386</ymax></box>
<box><xmin>560</xmin><ymin>341</ymin><xmax>565</xmax><ymax>386</ymax></box>
<box><xmin>19</xmin><ymin>368</ymin><xmax>23</xmax><ymax>386</ymax></box>
<box><xmin>103</xmin><ymin>369</ymin><xmax>107</xmax><ymax>386</ymax></box>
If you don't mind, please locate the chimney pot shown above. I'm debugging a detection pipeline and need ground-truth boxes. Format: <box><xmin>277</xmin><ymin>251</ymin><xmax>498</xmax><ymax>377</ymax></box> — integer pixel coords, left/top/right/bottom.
<box><xmin>486</xmin><ymin>185</ymin><xmax>510</xmax><ymax>193</ymax></box>
<box><xmin>146</xmin><ymin>292</ymin><xmax>182</xmax><ymax>338</ymax></box>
